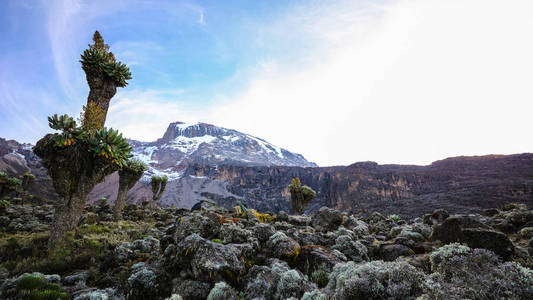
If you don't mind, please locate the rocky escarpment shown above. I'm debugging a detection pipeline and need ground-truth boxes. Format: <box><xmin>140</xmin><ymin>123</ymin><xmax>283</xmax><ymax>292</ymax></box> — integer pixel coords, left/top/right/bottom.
<box><xmin>2</xmin><ymin>135</ymin><xmax>533</xmax><ymax>218</ymax></box>
<box><xmin>0</xmin><ymin>198</ymin><xmax>532</xmax><ymax>299</ymax></box>
<box><xmin>187</xmin><ymin>153</ymin><xmax>533</xmax><ymax>217</ymax></box>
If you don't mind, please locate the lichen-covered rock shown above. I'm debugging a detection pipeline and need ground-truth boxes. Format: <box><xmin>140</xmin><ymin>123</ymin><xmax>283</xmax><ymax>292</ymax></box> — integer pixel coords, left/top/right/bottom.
<box><xmin>423</xmin><ymin>209</ymin><xmax>450</xmax><ymax>226</ymax></box>
<box><xmin>288</xmin><ymin>215</ymin><xmax>311</xmax><ymax>226</ymax></box>
<box><xmin>131</xmin><ymin>236</ymin><xmax>160</xmax><ymax>253</ymax></box>
<box><xmin>114</xmin><ymin>242</ymin><xmax>135</xmax><ymax>263</ymax></box>
<box><xmin>171</xmin><ymin>280</ymin><xmax>210</xmax><ymax>300</ymax></box>
<box><xmin>460</xmin><ymin>227</ymin><xmax>514</xmax><ymax>259</ymax></box>
<box><xmin>164</xmin><ymin>234</ymin><xmax>244</xmax><ymax>283</ymax></box>
<box><xmin>276</xmin><ymin>269</ymin><xmax>305</xmax><ymax>299</ymax></box>
<box><xmin>127</xmin><ymin>262</ymin><xmax>159</xmax><ymax>299</ymax></box>
<box><xmin>344</xmin><ymin>216</ymin><xmax>369</xmax><ymax>236</ymax></box>
<box><xmin>312</xmin><ymin>207</ymin><xmax>343</xmax><ymax>232</ymax></box>
<box><xmin>423</xmin><ymin>243</ymin><xmax>533</xmax><ymax>300</ymax></box>
<box><xmin>301</xmin><ymin>290</ymin><xmax>327</xmax><ymax>300</ymax></box>
<box><xmin>331</xmin><ymin>235</ymin><xmax>368</xmax><ymax>262</ymax></box>
<box><xmin>296</xmin><ymin>245</ymin><xmax>345</xmax><ymax>276</ymax></box>
<box><xmin>519</xmin><ymin>227</ymin><xmax>533</xmax><ymax>239</ymax></box>
<box><xmin>206</xmin><ymin>281</ymin><xmax>237</xmax><ymax>300</ymax></box>
<box><xmin>73</xmin><ymin>288</ymin><xmax>124</xmax><ymax>300</ymax></box>
<box><xmin>397</xmin><ymin>229</ymin><xmax>425</xmax><ymax>242</ymax></box>
<box><xmin>277</xmin><ymin>211</ymin><xmax>289</xmax><ymax>222</ymax></box>
<box><xmin>220</xmin><ymin>223</ymin><xmax>253</xmax><ymax>244</ymax></box>
<box><xmin>174</xmin><ymin>211</ymin><xmax>221</xmax><ymax>243</ymax></box>
<box><xmin>378</xmin><ymin>243</ymin><xmax>414</xmax><ymax>261</ymax></box>
<box><xmin>325</xmin><ymin>260</ymin><xmax>426</xmax><ymax>299</ymax></box>
<box><xmin>250</xmin><ymin>223</ymin><xmax>276</xmax><ymax>243</ymax></box>
<box><xmin>265</xmin><ymin>232</ymin><xmax>301</xmax><ymax>259</ymax></box>
<box><xmin>431</xmin><ymin>215</ymin><xmax>490</xmax><ymax>243</ymax></box>
<box><xmin>243</xmin><ymin>259</ymin><xmax>314</xmax><ymax>300</ymax></box>
<box><xmin>430</xmin><ymin>215</ymin><xmax>514</xmax><ymax>259</ymax></box>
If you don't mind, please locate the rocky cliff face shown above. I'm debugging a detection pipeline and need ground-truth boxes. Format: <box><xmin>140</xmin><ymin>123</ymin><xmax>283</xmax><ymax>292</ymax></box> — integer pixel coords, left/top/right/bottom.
<box><xmin>2</xmin><ymin>132</ymin><xmax>533</xmax><ymax>218</ymax></box>
<box><xmin>197</xmin><ymin>154</ymin><xmax>533</xmax><ymax>217</ymax></box>
<box><xmin>0</xmin><ymin>138</ymin><xmax>57</xmax><ymax>202</ymax></box>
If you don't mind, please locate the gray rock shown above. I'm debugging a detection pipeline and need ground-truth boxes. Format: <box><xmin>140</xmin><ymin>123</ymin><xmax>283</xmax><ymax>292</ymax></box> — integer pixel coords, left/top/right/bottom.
<box><xmin>220</xmin><ymin>223</ymin><xmax>253</xmax><ymax>243</ymax></box>
<box><xmin>378</xmin><ymin>244</ymin><xmax>414</xmax><ymax>261</ymax></box>
<box><xmin>265</xmin><ymin>232</ymin><xmax>301</xmax><ymax>259</ymax></box>
<box><xmin>207</xmin><ymin>281</ymin><xmax>237</xmax><ymax>300</ymax></box>
<box><xmin>250</xmin><ymin>223</ymin><xmax>276</xmax><ymax>243</ymax></box>
<box><xmin>127</xmin><ymin>263</ymin><xmax>159</xmax><ymax>299</ymax></box>
<box><xmin>331</xmin><ymin>235</ymin><xmax>368</xmax><ymax>262</ymax></box>
<box><xmin>312</xmin><ymin>207</ymin><xmax>343</xmax><ymax>232</ymax></box>
<box><xmin>174</xmin><ymin>211</ymin><xmax>221</xmax><ymax>243</ymax></box>
<box><xmin>131</xmin><ymin>236</ymin><xmax>160</xmax><ymax>253</ymax></box>
<box><xmin>164</xmin><ymin>233</ymin><xmax>244</xmax><ymax>283</ymax></box>
<box><xmin>172</xmin><ymin>280</ymin><xmax>210</xmax><ymax>300</ymax></box>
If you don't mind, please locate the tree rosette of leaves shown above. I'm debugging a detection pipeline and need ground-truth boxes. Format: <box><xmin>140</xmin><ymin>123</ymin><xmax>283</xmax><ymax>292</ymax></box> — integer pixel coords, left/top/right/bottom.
<box><xmin>80</xmin><ymin>45</ymin><xmax>131</xmax><ymax>88</ymax></box>
<box><xmin>47</xmin><ymin>114</ymin><xmax>132</xmax><ymax>168</ymax></box>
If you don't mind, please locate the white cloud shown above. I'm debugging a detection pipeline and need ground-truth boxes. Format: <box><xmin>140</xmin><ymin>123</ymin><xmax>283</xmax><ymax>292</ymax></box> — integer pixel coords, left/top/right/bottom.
<box><xmin>203</xmin><ymin>0</ymin><xmax>533</xmax><ymax>166</ymax></box>
<box><xmin>106</xmin><ymin>89</ymin><xmax>196</xmax><ymax>142</ymax></box>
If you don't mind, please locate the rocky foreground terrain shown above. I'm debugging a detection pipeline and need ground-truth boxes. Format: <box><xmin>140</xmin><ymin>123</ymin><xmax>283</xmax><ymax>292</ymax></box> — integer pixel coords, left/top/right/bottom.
<box><xmin>1</xmin><ymin>196</ymin><xmax>532</xmax><ymax>299</ymax></box>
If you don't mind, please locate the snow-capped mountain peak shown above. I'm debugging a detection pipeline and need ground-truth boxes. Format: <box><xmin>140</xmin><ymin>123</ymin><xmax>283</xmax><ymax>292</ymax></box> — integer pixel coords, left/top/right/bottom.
<box><xmin>130</xmin><ymin>121</ymin><xmax>316</xmax><ymax>181</ymax></box>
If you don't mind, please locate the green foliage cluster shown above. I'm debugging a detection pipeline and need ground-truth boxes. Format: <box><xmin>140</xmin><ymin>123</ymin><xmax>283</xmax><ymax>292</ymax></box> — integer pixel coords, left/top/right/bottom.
<box><xmin>0</xmin><ymin>199</ymin><xmax>10</xmax><ymax>210</ymax></box>
<box><xmin>86</xmin><ymin>127</ymin><xmax>133</xmax><ymax>167</ymax></box>
<box><xmin>151</xmin><ymin>175</ymin><xmax>168</xmax><ymax>203</ymax></box>
<box><xmin>6</xmin><ymin>177</ymin><xmax>22</xmax><ymax>188</ymax></box>
<box><xmin>0</xmin><ymin>172</ymin><xmax>25</xmax><ymax>199</ymax></box>
<box><xmin>125</xmin><ymin>159</ymin><xmax>148</xmax><ymax>174</ymax></box>
<box><xmin>288</xmin><ymin>178</ymin><xmax>316</xmax><ymax>214</ymax></box>
<box><xmin>22</xmin><ymin>172</ymin><xmax>35</xmax><ymax>191</ymax></box>
<box><xmin>388</xmin><ymin>214</ymin><xmax>401</xmax><ymax>222</ymax></box>
<box><xmin>80</xmin><ymin>31</ymin><xmax>131</xmax><ymax>87</ymax></box>
<box><xmin>47</xmin><ymin>114</ymin><xmax>132</xmax><ymax>168</ymax></box>
<box><xmin>16</xmin><ymin>274</ymin><xmax>69</xmax><ymax>300</ymax></box>
<box><xmin>311</xmin><ymin>266</ymin><xmax>329</xmax><ymax>288</ymax></box>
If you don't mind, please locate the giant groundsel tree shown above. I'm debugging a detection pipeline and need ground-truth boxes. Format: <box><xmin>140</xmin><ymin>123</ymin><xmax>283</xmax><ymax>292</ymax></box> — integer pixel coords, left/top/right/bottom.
<box><xmin>113</xmin><ymin>159</ymin><xmax>147</xmax><ymax>221</ymax></box>
<box><xmin>288</xmin><ymin>177</ymin><xmax>316</xmax><ymax>214</ymax></box>
<box><xmin>33</xmin><ymin>31</ymin><xmax>136</xmax><ymax>249</ymax></box>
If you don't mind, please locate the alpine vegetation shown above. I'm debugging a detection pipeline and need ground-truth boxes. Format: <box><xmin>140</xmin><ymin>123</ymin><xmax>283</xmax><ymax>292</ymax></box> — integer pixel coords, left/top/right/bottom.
<box><xmin>32</xmin><ymin>31</ymin><xmax>138</xmax><ymax>250</ymax></box>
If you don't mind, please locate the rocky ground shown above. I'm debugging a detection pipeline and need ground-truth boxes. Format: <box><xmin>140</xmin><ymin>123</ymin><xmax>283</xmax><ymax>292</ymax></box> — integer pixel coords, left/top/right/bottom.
<box><xmin>0</xmin><ymin>197</ymin><xmax>532</xmax><ymax>299</ymax></box>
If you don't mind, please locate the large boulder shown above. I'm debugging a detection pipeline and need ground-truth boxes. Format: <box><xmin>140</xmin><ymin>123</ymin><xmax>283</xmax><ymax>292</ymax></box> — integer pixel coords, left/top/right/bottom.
<box><xmin>431</xmin><ymin>215</ymin><xmax>514</xmax><ymax>259</ymax></box>
<box><xmin>243</xmin><ymin>259</ymin><xmax>315</xmax><ymax>300</ymax></box>
<box><xmin>163</xmin><ymin>234</ymin><xmax>244</xmax><ymax>283</ymax></box>
<box><xmin>206</xmin><ymin>281</ymin><xmax>237</xmax><ymax>300</ymax></box>
<box><xmin>423</xmin><ymin>209</ymin><xmax>450</xmax><ymax>226</ymax></box>
<box><xmin>325</xmin><ymin>261</ymin><xmax>426</xmax><ymax>299</ymax></box>
<box><xmin>171</xmin><ymin>280</ymin><xmax>210</xmax><ymax>300</ymax></box>
<box><xmin>127</xmin><ymin>263</ymin><xmax>159</xmax><ymax>299</ymax></box>
<box><xmin>174</xmin><ymin>211</ymin><xmax>221</xmax><ymax>243</ymax></box>
<box><xmin>378</xmin><ymin>244</ymin><xmax>414</xmax><ymax>261</ymax></box>
<box><xmin>312</xmin><ymin>207</ymin><xmax>343</xmax><ymax>232</ymax></box>
<box><xmin>331</xmin><ymin>235</ymin><xmax>368</xmax><ymax>262</ymax></box>
<box><xmin>265</xmin><ymin>232</ymin><xmax>301</xmax><ymax>260</ymax></box>
<box><xmin>296</xmin><ymin>245</ymin><xmax>346</xmax><ymax>276</ymax></box>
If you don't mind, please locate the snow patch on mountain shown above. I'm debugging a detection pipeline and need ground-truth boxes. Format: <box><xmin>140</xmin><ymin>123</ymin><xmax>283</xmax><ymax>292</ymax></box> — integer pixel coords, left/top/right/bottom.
<box><xmin>129</xmin><ymin>121</ymin><xmax>317</xmax><ymax>182</ymax></box>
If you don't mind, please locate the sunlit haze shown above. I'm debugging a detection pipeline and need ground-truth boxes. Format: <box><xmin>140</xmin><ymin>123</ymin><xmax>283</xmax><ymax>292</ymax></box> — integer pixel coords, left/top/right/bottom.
<box><xmin>1</xmin><ymin>0</ymin><xmax>532</xmax><ymax>166</ymax></box>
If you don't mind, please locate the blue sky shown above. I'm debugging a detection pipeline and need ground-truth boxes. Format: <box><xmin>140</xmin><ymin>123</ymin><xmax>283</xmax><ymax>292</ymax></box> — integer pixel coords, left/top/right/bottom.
<box><xmin>2</xmin><ymin>0</ymin><xmax>533</xmax><ymax>166</ymax></box>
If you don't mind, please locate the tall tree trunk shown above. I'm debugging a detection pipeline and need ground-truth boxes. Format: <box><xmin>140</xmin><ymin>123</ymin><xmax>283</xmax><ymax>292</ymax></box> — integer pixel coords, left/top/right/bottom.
<box><xmin>85</xmin><ymin>73</ymin><xmax>117</xmax><ymax>128</ymax></box>
<box><xmin>113</xmin><ymin>184</ymin><xmax>129</xmax><ymax>221</ymax></box>
<box><xmin>48</xmin><ymin>190</ymin><xmax>88</xmax><ymax>248</ymax></box>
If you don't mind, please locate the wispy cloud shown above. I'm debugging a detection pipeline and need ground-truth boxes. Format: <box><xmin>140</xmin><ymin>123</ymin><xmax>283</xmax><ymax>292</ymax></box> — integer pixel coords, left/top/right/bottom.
<box><xmin>106</xmin><ymin>88</ymin><xmax>197</xmax><ymax>142</ymax></box>
<box><xmin>203</xmin><ymin>0</ymin><xmax>533</xmax><ymax>166</ymax></box>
